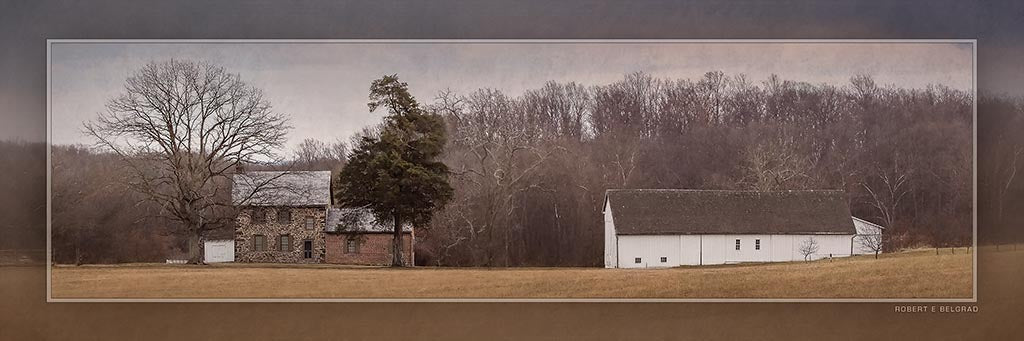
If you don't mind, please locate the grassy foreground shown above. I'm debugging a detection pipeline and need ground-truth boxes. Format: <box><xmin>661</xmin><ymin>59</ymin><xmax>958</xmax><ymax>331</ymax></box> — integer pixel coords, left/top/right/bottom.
<box><xmin>50</xmin><ymin>249</ymin><xmax>972</xmax><ymax>299</ymax></box>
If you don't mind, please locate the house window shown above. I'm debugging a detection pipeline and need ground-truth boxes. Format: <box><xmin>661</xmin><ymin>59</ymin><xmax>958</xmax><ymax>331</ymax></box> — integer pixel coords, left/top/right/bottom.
<box><xmin>634</xmin><ymin>257</ymin><xmax>642</xmax><ymax>264</ymax></box>
<box><xmin>735</xmin><ymin>239</ymin><xmax>741</xmax><ymax>250</ymax></box>
<box><xmin>346</xmin><ymin>238</ymin><xmax>357</xmax><ymax>253</ymax></box>
<box><xmin>305</xmin><ymin>217</ymin><xmax>315</xmax><ymax>230</ymax></box>
<box><xmin>660</xmin><ymin>257</ymin><xmax>667</xmax><ymax>263</ymax></box>
<box><xmin>278</xmin><ymin>234</ymin><xmax>291</xmax><ymax>251</ymax></box>
<box><xmin>755</xmin><ymin>239</ymin><xmax>761</xmax><ymax>250</ymax></box>
<box><xmin>303</xmin><ymin>240</ymin><xmax>313</xmax><ymax>259</ymax></box>
<box><xmin>277</xmin><ymin>208</ymin><xmax>291</xmax><ymax>225</ymax></box>
<box><xmin>252</xmin><ymin>208</ymin><xmax>265</xmax><ymax>224</ymax></box>
<box><xmin>253</xmin><ymin>235</ymin><xmax>266</xmax><ymax>251</ymax></box>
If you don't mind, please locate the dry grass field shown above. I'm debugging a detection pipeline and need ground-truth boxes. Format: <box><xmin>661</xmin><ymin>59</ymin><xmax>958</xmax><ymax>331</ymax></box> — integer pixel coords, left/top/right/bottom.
<box><xmin>49</xmin><ymin>249</ymin><xmax>974</xmax><ymax>299</ymax></box>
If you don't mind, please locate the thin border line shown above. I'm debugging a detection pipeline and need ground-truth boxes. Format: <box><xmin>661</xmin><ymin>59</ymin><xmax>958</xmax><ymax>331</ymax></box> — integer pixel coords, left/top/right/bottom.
<box><xmin>45</xmin><ymin>39</ymin><xmax>978</xmax><ymax>303</ymax></box>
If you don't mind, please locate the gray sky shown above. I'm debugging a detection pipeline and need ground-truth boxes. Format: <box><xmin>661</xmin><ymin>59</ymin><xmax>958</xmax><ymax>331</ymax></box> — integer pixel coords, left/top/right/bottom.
<box><xmin>50</xmin><ymin>42</ymin><xmax>973</xmax><ymax>151</ymax></box>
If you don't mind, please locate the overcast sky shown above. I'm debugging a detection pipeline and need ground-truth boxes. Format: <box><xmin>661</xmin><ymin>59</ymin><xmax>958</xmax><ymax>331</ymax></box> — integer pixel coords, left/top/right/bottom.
<box><xmin>49</xmin><ymin>42</ymin><xmax>973</xmax><ymax>151</ymax></box>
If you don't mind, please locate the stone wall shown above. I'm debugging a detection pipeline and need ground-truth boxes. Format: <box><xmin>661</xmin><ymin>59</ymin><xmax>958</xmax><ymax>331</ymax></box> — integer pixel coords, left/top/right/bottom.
<box><xmin>235</xmin><ymin>206</ymin><xmax>326</xmax><ymax>263</ymax></box>
<box><xmin>324</xmin><ymin>233</ymin><xmax>414</xmax><ymax>266</ymax></box>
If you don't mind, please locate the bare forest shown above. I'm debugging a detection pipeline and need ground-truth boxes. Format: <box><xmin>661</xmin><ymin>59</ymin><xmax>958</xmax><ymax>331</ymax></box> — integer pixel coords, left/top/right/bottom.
<box><xmin>8</xmin><ymin>71</ymin><xmax>1015</xmax><ymax>266</ymax></box>
<box><xmin>419</xmin><ymin>72</ymin><xmax>975</xmax><ymax>266</ymax></box>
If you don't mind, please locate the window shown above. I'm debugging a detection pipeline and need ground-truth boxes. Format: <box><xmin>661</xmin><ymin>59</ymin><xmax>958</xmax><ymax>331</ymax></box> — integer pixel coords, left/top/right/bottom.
<box><xmin>346</xmin><ymin>238</ymin><xmax>357</xmax><ymax>253</ymax></box>
<box><xmin>634</xmin><ymin>257</ymin><xmax>642</xmax><ymax>264</ymax></box>
<box><xmin>303</xmin><ymin>240</ymin><xmax>313</xmax><ymax>259</ymax></box>
<box><xmin>305</xmin><ymin>217</ymin><xmax>315</xmax><ymax>230</ymax></box>
<box><xmin>755</xmin><ymin>239</ymin><xmax>761</xmax><ymax>250</ymax></box>
<box><xmin>278</xmin><ymin>234</ymin><xmax>292</xmax><ymax>251</ymax></box>
<box><xmin>252</xmin><ymin>208</ymin><xmax>265</xmax><ymax>224</ymax></box>
<box><xmin>253</xmin><ymin>235</ymin><xmax>266</xmax><ymax>251</ymax></box>
<box><xmin>735</xmin><ymin>239</ymin><xmax>741</xmax><ymax>250</ymax></box>
<box><xmin>660</xmin><ymin>257</ymin><xmax>667</xmax><ymax>263</ymax></box>
<box><xmin>277</xmin><ymin>208</ymin><xmax>291</xmax><ymax>225</ymax></box>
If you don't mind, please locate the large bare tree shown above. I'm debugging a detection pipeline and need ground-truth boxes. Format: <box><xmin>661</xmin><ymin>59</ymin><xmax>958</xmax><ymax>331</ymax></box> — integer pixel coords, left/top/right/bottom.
<box><xmin>84</xmin><ymin>60</ymin><xmax>291</xmax><ymax>264</ymax></box>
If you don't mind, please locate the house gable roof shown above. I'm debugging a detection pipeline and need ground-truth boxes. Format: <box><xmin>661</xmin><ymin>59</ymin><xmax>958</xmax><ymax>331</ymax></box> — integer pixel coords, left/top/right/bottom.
<box><xmin>605</xmin><ymin>189</ymin><xmax>855</xmax><ymax>235</ymax></box>
<box><xmin>232</xmin><ymin>171</ymin><xmax>332</xmax><ymax>206</ymax></box>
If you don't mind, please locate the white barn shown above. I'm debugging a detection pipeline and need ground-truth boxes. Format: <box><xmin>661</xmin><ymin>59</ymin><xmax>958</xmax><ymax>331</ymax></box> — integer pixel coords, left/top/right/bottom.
<box><xmin>604</xmin><ymin>189</ymin><xmax>864</xmax><ymax>268</ymax></box>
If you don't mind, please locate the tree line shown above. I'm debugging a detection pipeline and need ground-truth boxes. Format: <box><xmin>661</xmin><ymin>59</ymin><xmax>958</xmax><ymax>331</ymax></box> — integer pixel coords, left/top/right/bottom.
<box><xmin>415</xmin><ymin>71</ymin><xmax>974</xmax><ymax>266</ymax></box>
<box><xmin>11</xmin><ymin>69</ymin><xmax>1019</xmax><ymax>265</ymax></box>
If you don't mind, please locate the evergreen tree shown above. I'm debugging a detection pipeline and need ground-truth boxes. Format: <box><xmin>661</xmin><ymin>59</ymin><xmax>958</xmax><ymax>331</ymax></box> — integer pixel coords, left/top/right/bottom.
<box><xmin>335</xmin><ymin>75</ymin><xmax>453</xmax><ymax>266</ymax></box>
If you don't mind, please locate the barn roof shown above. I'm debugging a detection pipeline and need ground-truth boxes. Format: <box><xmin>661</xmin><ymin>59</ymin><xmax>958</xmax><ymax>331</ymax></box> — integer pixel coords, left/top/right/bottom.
<box><xmin>232</xmin><ymin>171</ymin><xmax>332</xmax><ymax>206</ymax></box>
<box><xmin>605</xmin><ymin>189</ymin><xmax>855</xmax><ymax>235</ymax></box>
<box><xmin>325</xmin><ymin>207</ymin><xmax>412</xmax><ymax>233</ymax></box>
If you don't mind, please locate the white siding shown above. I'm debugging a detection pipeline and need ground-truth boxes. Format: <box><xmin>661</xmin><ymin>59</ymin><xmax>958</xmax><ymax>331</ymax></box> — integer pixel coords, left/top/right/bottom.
<box><xmin>204</xmin><ymin>240</ymin><xmax>235</xmax><ymax>263</ymax></box>
<box><xmin>763</xmin><ymin>234</ymin><xmax>855</xmax><ymax>261</ymax></box>
<box><xmin>852</xmin><ymin>217</ymin><xmax>884</xmax><ymax>255</ymax></box>
<box><xmin>617</xmin><ymin>235</ymin><xmax>679</xmax><ymax>268</ymax></box>
<box><xmin>603</xmin><ymin>200</ymin><xmax>617</xmax><ymax>268</ymax></box>
<box><xmin>612</xmin><ymin>233</ymin><xmax>855</xmax><ymax>268</ymax></box>
<box><xmin>700</xmin><ymin>235</ymin><xmax>728</xmax><ymax>265</ymax></box>
<box><xmin>679</xmin><ymin>235</ymin><xmax>701</xmax><ymax>265</ymax></box>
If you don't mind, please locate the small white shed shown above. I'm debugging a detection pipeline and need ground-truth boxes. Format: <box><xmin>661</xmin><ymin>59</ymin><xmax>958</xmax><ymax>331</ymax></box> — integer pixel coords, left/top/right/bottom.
<box><xmin>204</xmin><ymin>239</ymin><xmax>235</xmax><ymax>263</ymax></box>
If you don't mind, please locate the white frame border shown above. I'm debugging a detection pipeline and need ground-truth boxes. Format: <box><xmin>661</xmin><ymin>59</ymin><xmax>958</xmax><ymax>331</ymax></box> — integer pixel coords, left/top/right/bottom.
<box><xmin>45</xmin><ymin>39</ymin><xmax>978</xmax><ymax>303</ymax></box>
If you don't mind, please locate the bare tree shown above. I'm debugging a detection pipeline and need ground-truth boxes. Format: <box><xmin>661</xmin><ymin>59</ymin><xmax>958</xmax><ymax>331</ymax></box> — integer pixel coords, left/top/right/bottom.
<box><xmin>739</xmin><ymin>132</ymin><xmax>813</xmax><ymax>191</ymax></box>
<box><xmin>292</xmin><ymin>138</ymin><xmax>347</xmax><ymax>170</ymax></box>
<box><xmin>861</xmin><ymin>153</ymin><xmax>913</xmax><ymax>239</ymax></box>
<box><xmin>857</xmin><ymin>233</ymin><xmax>884</xmax><ymax>259</ymax></box>
<box><xmin>799</xmin><ymin>237</ymin><xmax>819</xmax><ymax>261</ymax></box>
<box><xmin>995</xmin><ymin>145</ymin><xmax>1023</xmax><ymax>228</ymax></box>
<box><xmin>83</xmin><ymin>60</ymin><xmax>291</xmax><ymax>264</ymax></box>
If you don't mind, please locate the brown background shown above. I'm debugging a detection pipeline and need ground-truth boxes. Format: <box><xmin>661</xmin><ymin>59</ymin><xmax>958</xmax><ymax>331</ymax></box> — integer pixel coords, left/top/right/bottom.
<box><xmin>3</xmin><ymin>0</ymin><xmax>1024</xmax><ymax>339</ymax></box>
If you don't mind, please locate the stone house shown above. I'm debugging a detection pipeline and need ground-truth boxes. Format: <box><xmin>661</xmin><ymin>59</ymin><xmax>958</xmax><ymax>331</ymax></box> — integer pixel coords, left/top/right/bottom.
<box><xmin>232</xmin><ymin>170</ymin><xmax>413</xmax><ymax>265</ymax></box>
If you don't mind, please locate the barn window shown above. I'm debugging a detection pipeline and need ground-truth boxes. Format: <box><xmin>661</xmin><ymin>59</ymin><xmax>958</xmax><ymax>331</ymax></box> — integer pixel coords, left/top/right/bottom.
<box><xmin>346</xmin><ymin>238</ymin><xmax>358</xmax><ymax>253</ymax></box>
<box><xmin>660</xmin><ymin>257</ymin><xmax>667</xmax><ymax>263</ymax></box>
<box><xmin>278</xmin><ymin>234</ymin><xmax>292</xmax><ymax>251</ymax></box>
<box><xmin>253</xmin><ymin>235</ymin><xmax>266</xmax><ymax>251</ymax></box>
<box><xmin>755</xmin><ymin>239</ymin><xmax>761</xmax><ymax>250</ymax></box>
<box><xmin>735</xmin><ymin>239</ymin><xmax>741</xmax><ymax>250</ymax></box>
<box><xmin>634</xmin><ymin>257</ymin><xmax>642</xmax><ymax>264</ymax></box>
<box><xmin>277</xmin><ymin>208</ymin><xmax>291</xmax><ymax>225</ymax></box>
<box><xmin>305</xmin><ymin>217</ymin><xmax>315</xmax><ymax>230</ymax></box>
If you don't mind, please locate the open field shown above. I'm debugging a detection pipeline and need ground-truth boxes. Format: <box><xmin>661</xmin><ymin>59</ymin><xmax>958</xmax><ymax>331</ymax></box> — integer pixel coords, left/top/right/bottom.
<box><xmin>48</xmin><ymin>249</ymin><xmax>974</xmax><ymax>299</ymax></box>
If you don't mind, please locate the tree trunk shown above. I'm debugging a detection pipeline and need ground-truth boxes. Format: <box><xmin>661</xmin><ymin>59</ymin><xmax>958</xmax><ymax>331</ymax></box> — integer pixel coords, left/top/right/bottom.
<box><xmin>188</xmin><ymin>229</ymin><xmax>203</xmax><ymax>265</ymax></box>
<box><xmin>392</xmin><ymin>213</ymin><xmax>404</xmax><ymax>267</ymax></box>
<box><xmin>74</xmin><ymin>227</ymin><xmax>82</xmax><ymax>266</ymax></box>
